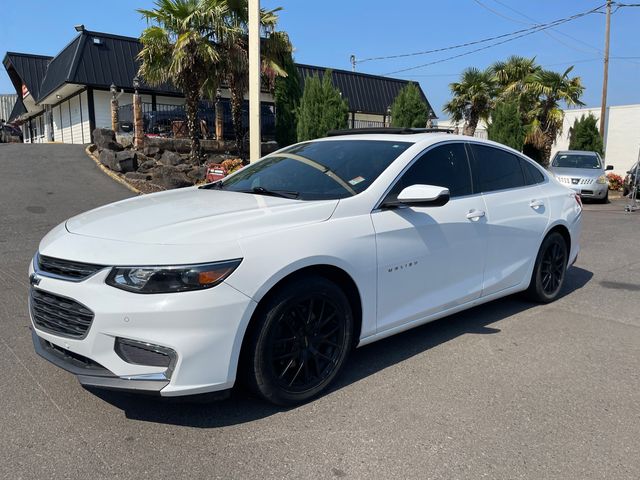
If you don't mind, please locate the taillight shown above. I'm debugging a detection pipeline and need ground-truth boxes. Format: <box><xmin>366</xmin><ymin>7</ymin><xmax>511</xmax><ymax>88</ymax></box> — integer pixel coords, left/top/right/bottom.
<box><xmin>574</xmin><ymin>193</ymin><xmax>582</xmax><ymax>209</ymax></box>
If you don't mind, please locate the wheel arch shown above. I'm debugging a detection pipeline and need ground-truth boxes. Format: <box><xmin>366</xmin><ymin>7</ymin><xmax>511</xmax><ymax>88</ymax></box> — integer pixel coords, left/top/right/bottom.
<box><xmin>235</xmin><ymin>263</ymin><xmax>364</xmax><ymax>380</ymax></box>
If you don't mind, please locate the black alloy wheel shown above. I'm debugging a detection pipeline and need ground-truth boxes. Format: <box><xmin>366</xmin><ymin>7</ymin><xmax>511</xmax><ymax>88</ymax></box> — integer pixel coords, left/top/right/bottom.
<box><xmin>526</xmin><ymin>232</ymin><xmax>568</xmax><ymax>303</ymax></box>
<box><xmin>244</xmin><ymin>276</ymin><xmax>353</xmax><ymax>406</ymax></box>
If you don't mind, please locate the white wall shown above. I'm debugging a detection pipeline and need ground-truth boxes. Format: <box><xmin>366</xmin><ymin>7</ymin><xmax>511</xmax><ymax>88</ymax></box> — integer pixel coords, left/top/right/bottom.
<box><xmin>49</xmin><ymin>90</ymin><xmax>91</xmax><ymax>144</ymax></box>
<box><xmin>552</xmin><ymin>104</ymin><xmax>640</xmax><ymax>175</ymax></box>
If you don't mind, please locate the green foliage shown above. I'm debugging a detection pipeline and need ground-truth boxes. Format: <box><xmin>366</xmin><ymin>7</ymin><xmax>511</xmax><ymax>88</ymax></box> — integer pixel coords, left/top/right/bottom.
<box><xmin>569</xmin><ymin>114</ymin><xmax>604</xmax><ymax>155</ymax></box>
<box><xmin>274</xmin><ymin>53</ymin><xmax>301</xmax><ymax>147</ymax></box>
<box><xmin>487</xmin><ymin>101</ymin><xmax>525</xmax><ymax>151</ymax></box>
<box><xmin>390</xmin><ymin>83</ymin><xmax>429</xmax><ymax>128</ymax></box>
<box><xmin>443</xmin><ymin>67</ymin><xmax>496</xmax><ymax>136</ymax></box>
<box><xmin>296</xmin><ymin>70</ymin><xmax>348</xmax><ymax>141</ymax></box>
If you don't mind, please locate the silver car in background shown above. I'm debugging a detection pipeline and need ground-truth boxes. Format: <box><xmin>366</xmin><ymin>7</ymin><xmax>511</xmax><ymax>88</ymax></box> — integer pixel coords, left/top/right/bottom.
<box><xmin>549</xmin><ymin>150</ymin><xmax>613</xmax><ymax>203</ymax></box>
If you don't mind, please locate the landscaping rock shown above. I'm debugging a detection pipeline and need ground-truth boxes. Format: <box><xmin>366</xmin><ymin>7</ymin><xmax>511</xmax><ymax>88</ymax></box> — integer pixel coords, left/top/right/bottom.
<box><xmin>115</xmin><ymin>150</ymin><xmax>138</xmax><ymax>173</ymax></box>
<box><xmin>99</xmin><ymin>149</ymin><xmax>120</xmax><ymax>172</ymax></box>
<box><xmin>143</xmin><ymin>146</ymin><xmax>161</xmax><ymax>157</ymax></box>
<box><xmin>115</xmin><ymin>133</ymin><xmax>134</xmax><ymax>149</ymax></box>
<box><xmin>187</xmin><ymin>166</ymin><xmax>207</xmax><ymax>182</ymax></box>
<box><xmin>93</xmin><ymin>128</ymin><xmax>124</xmax><ymax>152</ymax></box>
<box><xmin>137</xmin><ymin>159</ymin><xmax>157</xmax><ymax>173</ymax></box>
<box><xmin>159</xmin><ymin>150</ymin><xmax>183</xmax><ymax>166</ymax></box>
<box><xmin>150</xmin><ymin>165</ymin><xmax>193</xmax><ymax>189</ymax></box>
<box><xmin>124</xmin><ymin>171</ymin><xmax>151</xmax><ymax>181</ymax></box>
<box><xmin>176</xmin><ymin>163</ymin><xmax>193</xmax><ymax>173</ymax></box>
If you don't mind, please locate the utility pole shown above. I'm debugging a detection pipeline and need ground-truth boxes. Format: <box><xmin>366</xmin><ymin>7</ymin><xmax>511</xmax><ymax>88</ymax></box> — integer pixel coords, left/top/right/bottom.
<box><xmin>599</xmin><ymin>0</ymin><xmax>612</xmax><ymax>139</ymax></box>
<box><xmin>248</xmin><ymin>0</ymin><xmax>261</xmax><ymax>163</ymax></box>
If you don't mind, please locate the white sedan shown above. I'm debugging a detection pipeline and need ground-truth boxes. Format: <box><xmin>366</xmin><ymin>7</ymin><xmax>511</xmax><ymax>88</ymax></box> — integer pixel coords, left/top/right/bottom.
<box><xmin>28</xmin><ymin>131</ymin><xmax>582</xmax><ymax>406</ymax></box>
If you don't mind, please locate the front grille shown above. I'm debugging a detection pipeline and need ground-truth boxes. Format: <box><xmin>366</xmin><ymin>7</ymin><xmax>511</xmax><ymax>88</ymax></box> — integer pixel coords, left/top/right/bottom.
<box><xmin>30</xmin><ymin>288</ymin><xmax>94</xmax><ymax>339</ymax></box>
<box><xmin>37</xmin><ymin>254</ymin><xmax>105</xmax><ymax>281</ymax></box>
<box><xmin>115</xmin><ymin>338</ymin><xmax>174</xmax><ymax>368</ymax></box>
<box><xmin>581</xmin><ymin>190</ymin><xmax>594</xmax><ymax>195</ymax></box>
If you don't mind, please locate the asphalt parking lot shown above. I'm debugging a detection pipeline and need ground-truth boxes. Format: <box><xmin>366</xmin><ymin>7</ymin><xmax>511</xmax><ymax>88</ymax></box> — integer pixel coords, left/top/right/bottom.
<box><xmin>1</xmin><ymin>143</ymin><xmax>638</xmax><ymax>480</ymax></box>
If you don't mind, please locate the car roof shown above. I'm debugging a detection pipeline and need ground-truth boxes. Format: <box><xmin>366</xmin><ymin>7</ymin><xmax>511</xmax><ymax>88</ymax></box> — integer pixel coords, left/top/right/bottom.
<box><xmin>313</xmin><ymin>132</ymin><xmax>478</xmax><ymax>145</ymax></box>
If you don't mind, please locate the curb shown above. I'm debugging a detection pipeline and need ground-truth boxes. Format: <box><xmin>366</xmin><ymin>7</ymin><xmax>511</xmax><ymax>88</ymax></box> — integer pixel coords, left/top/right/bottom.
<box><xmin>84</xmin><ymin>145</ymin><xmax>142</xmax><ymax>195</ymax></box>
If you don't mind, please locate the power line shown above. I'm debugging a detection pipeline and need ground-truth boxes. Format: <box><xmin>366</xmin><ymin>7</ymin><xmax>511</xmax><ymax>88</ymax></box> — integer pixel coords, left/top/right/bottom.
<box><xmin>356</xmin><ymin>3</ymin><xmax>606</xmax><ymax>66</ymax></box>
<box><xmin>485</xmin><ymin>0</ymin><xmax>605</xmax><ymax>56</ymax></box>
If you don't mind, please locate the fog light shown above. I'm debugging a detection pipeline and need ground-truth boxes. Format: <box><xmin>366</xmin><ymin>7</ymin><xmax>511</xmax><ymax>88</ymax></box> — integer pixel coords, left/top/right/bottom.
<box><xmin>115</xmin><ymin>338</ymin><xmax>176</xmax><ymax>370</ymax></box>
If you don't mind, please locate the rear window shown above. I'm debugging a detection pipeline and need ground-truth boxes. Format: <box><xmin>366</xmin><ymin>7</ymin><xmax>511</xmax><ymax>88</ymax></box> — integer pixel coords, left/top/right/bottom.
<box><xmin>520</xmin><ymin>158</ymin><xmax>545</xmax><ymax>185</ymax></box>
<box><xmin>469</xmin><ymin>144</ymin><xmax>525</xmax><ymax>192</ymax></box>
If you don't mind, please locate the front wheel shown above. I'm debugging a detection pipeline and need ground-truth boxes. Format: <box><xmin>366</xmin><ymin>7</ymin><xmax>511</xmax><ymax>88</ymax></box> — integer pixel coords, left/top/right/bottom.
<box><xmin>244</xmin><ymin>276</ymin><xmax>354</xmax><ymax>406</ymax></box>
<box><xmin>598</xmin><ymin>190</ymin><xmax>609</xmax><ymax>204</ymax></box>
<box><xmin>526</xmin><ymin>232</ymin><xmax>568</xmax><ymax>303</ymax></box>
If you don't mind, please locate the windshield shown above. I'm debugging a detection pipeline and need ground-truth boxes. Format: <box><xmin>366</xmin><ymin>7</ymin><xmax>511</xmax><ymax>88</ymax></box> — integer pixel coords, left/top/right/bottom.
<box><xmin>212</xmin><ymin>140</ymin><xmax>412</xmax><ymax>200</ymax></box>
<box><xmin>552</xmin><ymin>153</ymin><xmax>601</xmax><ymax>169</ymax></box>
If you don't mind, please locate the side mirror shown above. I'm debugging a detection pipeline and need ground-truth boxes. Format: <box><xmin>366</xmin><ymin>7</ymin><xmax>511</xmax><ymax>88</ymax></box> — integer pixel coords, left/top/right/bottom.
<box><xmin>606</xmin><ymin>165</ymin><xmax>614</xmax><ymax>171</ymax></box>
<box><xmin>383</xmin><ymin>184</ymin><xmax>450</xmax><ymax>208</ymax></box>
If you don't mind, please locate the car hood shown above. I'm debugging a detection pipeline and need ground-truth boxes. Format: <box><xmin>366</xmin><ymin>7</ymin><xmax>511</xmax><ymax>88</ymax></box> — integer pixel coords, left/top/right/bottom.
<box><xmin>65</xmin><ymin>187</ymin><xmax>339</xmax><ymax>245</ymax></box>
<box><xmin>549</xmin><ymin>167</ymin><xmax>603</xmax><ymax>178</ymax></box>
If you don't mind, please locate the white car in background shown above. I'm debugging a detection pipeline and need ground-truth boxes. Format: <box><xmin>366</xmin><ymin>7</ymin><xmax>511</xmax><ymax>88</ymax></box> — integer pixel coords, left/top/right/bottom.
<box><xmin>29</xmin><ymin>130</ymin><xmax>582</xmax><ymax>406</ymax></box>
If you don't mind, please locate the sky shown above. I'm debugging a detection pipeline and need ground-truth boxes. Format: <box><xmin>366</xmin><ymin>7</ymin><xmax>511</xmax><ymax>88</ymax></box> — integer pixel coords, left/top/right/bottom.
<box><xmin>1</xmin><ymin>0</ymin><xmax>639</xmax><ymax>117</ymax></box>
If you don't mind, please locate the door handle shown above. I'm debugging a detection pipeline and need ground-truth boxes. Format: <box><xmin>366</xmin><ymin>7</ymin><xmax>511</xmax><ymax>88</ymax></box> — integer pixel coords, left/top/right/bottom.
<box><xmin>466</xmin><ymin>209</ymin><xmax>485</xmax><ymax>221</ymax></box>
<box><xmin>529</xmin><ymin>199</ymin><xmax>545</xmax><ymax>209</ymax></box>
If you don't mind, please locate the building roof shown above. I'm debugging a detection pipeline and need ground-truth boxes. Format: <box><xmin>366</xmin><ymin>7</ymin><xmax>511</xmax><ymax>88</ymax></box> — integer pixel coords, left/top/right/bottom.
<box><xmin>296</xmin><ymin>64</ymin><xmax>435</xmax><ymax>117</ymax></box>
<box><xmin>2</xmin><ymin>52</ymin><xmax>52</xmax><ymax>101</ymax></box>
<box><xmin>38</xmin><ymin>30</ymin><xmax>180</xmax><ymax>102</ymax></box>
<box><xmin>8</xmin><ymin>97</ymin><xmax>26</xmax><ymax>122</ymax></box>
<box><xmin>3</xmin><ymin>29</ymin><xmax>433</xmax><ymax>117</ymax></box>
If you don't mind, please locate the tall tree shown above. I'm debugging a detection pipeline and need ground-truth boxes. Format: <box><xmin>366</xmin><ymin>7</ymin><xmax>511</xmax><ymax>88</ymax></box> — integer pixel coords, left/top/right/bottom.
<box><xmin>525</xmin><ymin>67</ymin><xmax>585</xmax><ymax>166</ymax></box>
<box><xmin>569</xmin><ymin>114</ymin><xmax>604</xmax><ymax>155</ymax></box>
<box><xmin>296</xmin><ymin>71</ymin><xmax>348</xmax><ymax>141</ymax></box>
<box><xmin>218</xmin><ymin>1</ymin><xmax>291</xmax><ymax>159</ymax></box>
<box><xmin>138</xmin><ymin>0</ymin><xmax>227</xmax><ymax>162</ymax></box>
<box><xmin>390</xmin><ymin>82</ymin><xmax>429</xmax><ymax>128</ymax></box>
<box><xmin>487</xmin><ymin>100</ymin><xmax>525</xmax><ymax>151</ymax></box>
<box><xmin>274</xmin><ymin>52</ymin><xmax>301</xmax><ymax>147</ymax></box>
<box><xmin>443</xmin><ymin>67</ymin><xmax>496</xmax><ymax>136</ymax></box>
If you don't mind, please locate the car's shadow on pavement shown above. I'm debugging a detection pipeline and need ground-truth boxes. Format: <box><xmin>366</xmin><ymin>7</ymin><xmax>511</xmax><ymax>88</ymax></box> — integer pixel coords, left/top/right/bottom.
<box><xmin>92</xmin><ymin>266</ymin><xmax>593</xmax><ymax>428</ymax></box>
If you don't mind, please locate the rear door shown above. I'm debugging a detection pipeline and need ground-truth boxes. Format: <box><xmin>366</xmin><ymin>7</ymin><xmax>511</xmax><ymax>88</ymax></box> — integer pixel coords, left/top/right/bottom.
<box><xmin>372</xmin><ymin>142</ymin><xmax>488</xmax><ymax>332</ymax></box>
<box><xmin>467</xmin><ymin>143</ymin><xmax>550</xmax><ymax>297</ymax></box>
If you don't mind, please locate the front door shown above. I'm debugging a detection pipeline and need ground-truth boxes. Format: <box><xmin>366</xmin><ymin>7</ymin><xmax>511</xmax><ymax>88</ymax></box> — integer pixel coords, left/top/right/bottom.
<box><xmin>372</xmin><ymin>142</ymin><xmax>488</xmax><ymax>333</ymax></box>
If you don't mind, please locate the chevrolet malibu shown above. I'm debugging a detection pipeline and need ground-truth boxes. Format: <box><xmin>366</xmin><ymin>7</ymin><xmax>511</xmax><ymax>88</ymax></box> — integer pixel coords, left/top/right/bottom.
<box><xmin>29</xmin><ymin>131</ymin><xmax>582</xmax><ymax>406</ymax></box>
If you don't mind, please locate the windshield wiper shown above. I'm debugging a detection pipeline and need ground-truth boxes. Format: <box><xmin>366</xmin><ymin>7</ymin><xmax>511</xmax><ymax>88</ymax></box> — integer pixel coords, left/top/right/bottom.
<box><xmin>242</xmin><ymin>186</ymin><xmax>300</xmax><ymax>199</ymax></box>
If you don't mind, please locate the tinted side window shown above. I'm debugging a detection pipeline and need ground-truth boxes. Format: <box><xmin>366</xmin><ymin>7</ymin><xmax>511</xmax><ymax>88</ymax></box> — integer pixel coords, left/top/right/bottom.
<box><xmin>520</xmin><ymin>158</ymin><xmax>545</xmax><ymax>185</ymax></box>
<box><xmin>469</xmin><ymin>144</ymin><xmax>525</xmax><ymax>192</ymax></box>
<box><xmin>388</xmin><ymin>143</ymin><xmax>473</xmax><ymax>199</ymax></box>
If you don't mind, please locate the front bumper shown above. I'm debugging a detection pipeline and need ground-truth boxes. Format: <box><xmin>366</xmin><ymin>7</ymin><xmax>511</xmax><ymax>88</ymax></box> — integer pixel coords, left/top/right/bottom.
<box><xmin>569</xmin><ymin>182</ymin><xmax>608</xmax><ymax>199</ymax></box>
<box><xmin>29</xmin><ymin>265</ymin><xmax>257</xmax><ymax>396</ymax></box>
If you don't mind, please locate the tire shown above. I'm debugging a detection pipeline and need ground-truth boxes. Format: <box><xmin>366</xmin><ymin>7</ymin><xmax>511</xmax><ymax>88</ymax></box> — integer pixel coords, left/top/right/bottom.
<box><xmin>526</xmin><ymin>232</ymin><xmax>568</xmax><ymax>303</ymax></box>
<box><xmin>244</xmin><ymin>276</ymin><xmax>354</xmax><ymax>406</ymax></box>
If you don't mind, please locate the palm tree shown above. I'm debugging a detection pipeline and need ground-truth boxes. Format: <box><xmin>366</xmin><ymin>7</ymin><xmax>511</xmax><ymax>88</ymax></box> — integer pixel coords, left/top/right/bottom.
<box><xmin>217</xmin><ymin>2</ymin><xmax>291</xmax><ymax>159</ymax></box>
<box><xmin>138</xmin><ymin>0</ymin><xmax>229</xmax><ymax>162</ymax></box>
<box><xmin>444</xmin><ymin>67</ymin><xmax>496</xmax><ymax>136</ymax></box>
<box><xmin>524</xmin><ymin>67</ymin><xmax>585</xmax><ymax>166</ymax></box>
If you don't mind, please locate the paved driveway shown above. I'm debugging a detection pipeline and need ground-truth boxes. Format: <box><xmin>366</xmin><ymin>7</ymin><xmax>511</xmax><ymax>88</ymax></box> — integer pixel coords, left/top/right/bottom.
<box><xmin>1</xmin><ymin>143</ymin><xmax>638</xmax><ymax>479</ymax></box>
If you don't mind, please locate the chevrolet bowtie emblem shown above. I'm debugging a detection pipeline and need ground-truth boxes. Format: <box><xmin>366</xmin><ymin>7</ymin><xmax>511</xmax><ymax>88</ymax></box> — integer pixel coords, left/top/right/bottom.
<box><xmin>29</xmin><ymin>273</ymin><xmax>41</xmax><ymax>286</ymax></box>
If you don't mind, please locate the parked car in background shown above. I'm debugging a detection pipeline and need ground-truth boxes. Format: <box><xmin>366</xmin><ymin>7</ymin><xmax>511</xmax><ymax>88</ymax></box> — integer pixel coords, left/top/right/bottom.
<box><xmin>623</xmin><ymin>161</ymin><xmax>640</xmax><ymax>197</ymax></box>
<box><xmin>28</xmin><ymin>130</ymin><xmax>582</xmax><ymax>406</ymax></box>
<box><xmin>0</xmin><ymin>123</ymin><xmax>23</xmax><ymax>143</ymax></box>
<box><xmin>549</xmin><ymin>150</ymin><xmax>613</xmax><ymax>203</ymax></box>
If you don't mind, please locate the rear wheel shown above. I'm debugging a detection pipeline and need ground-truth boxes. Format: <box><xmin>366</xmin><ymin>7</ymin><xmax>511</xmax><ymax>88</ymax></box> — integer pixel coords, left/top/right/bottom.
<box><xmin>526</xmin><ymin>232</ymin><xmax>568</xmax><ymax>303</ymax></box>
<box><xmin>244</xmin><ymin>276</ymin><xmax>353</xmax><ymax>406</ymax></box>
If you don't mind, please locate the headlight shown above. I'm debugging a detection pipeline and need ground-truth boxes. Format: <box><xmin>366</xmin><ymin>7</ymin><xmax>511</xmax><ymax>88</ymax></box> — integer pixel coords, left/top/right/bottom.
<box><xmin>596</xmin><ymin>175</ymin><xmax>608</xmax><ymax>184</ymax></box>
<box><xmin>105</xmin><ymin>259</ymin><xmax>242</xmax><ymax>293</ymax></box>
